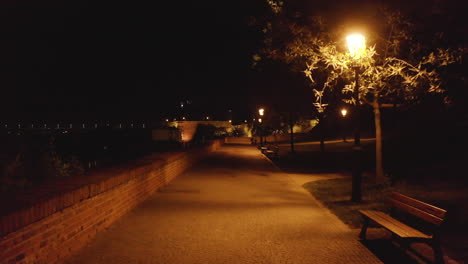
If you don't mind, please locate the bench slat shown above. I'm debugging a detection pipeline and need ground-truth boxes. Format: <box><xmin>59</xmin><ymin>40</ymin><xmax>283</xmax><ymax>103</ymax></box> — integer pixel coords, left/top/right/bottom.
<box><xmin>390</xmin><ymin>198</ymin><xmax>444</xmax><ymax>226</ymax></box>
<box><xmin>360</xmin><ymin>210</ymin><xmax>432</xmax><ymax>239</ymax></box>
<box><xmin>391</xmin><ymin>192</ymin><xmax>446</xmax><ymax>219</ymax></box>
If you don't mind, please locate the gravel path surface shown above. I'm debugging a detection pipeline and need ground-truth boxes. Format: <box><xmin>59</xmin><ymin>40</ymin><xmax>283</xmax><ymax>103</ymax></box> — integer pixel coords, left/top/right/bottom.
<box><xmin>63</xmin><ymin>145</ymin><xmax>382</xmax><ymax>264</ymax></box>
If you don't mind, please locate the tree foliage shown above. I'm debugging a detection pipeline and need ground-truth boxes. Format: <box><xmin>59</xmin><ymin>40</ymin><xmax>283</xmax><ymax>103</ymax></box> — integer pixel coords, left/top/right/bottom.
<box><xmin>256</xmin><ymin>1</ymin><xmax>464</xmax><ymax>112</ymax></box>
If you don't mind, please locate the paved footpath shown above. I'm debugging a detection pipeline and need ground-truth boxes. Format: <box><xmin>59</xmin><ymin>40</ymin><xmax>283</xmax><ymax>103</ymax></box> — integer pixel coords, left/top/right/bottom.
<box><xmin>63</xmin><ymin>145</ymin><xmax>382</xmax><ymax>264</ymax></box>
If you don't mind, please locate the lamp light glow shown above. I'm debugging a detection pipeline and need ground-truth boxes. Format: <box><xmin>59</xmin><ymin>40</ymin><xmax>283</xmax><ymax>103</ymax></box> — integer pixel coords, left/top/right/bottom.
<box><xmin>341</xmin><ymin>109</ymin><xmax>348</xmax><ymax>117</ymax></box>
<box><xmin>258</xmin><ymin>108</ymin><xmax>265</xmax><ymax>116</ymax></box>
<box><xmin>346</xmin><ymin>34</ymin><xmax>366</xmax><ymax>59</ymax></box>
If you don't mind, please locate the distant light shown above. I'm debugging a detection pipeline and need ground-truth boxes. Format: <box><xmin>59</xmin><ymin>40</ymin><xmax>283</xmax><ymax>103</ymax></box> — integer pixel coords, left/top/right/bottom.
<box><xmin>206</xmin><ymin>116</ymin><xmax>210</xmax><ymax>120</ymax></box>
<box><xmin>142</xmin><ymin>124</ymin><xmax>146</xmax><ymax>128</ymax></box>
<box><xmin>165</xmin><ymin>119</ymin><xmax>169</xmax><ymax>122</ymax></box>
<box><xmin>341</xmin><ymin>108</ymin><xmax>348</xmax><ymax>117</ymax></box>
<box><xmin>83</xmin><ymin>124</ymin><xmax>85</xmax><ymax>128</ymax></box>
<box><xmin>244</xmin><ymin>120</ymin><xmax>247</xmax><ymax>123</ymax></box>
<box><xmin>131</xmin><ymin>123</ymin><xmax>134</xmax><ymax>128</ymax></box>
<box><xmin>95</xmin><ymin>123</ymin><xmax>97</xmax><ymax>128</ymax></box>
<box><xmin>119</xmin><ymin>123</ymin><xmax>122</xmax><ymax>128</ymax></box>
<box><xmin>173</xmin><ymin>118</ymin><xmax>177</xmax><ymax>121</ymax></box>
<box><xmin>70</xmin><ymin>124</ymin><xmax>73</xmax><ymax>128</ymax></box>
<box><xmin>258</xmin><ymin>108</ymin><xmax>265</xmax><ymax>116</ymax></box>
<box><xmin>258</xmin><ymin>118</ymin><xmax>262</xmax><ymax>123</ymax></box>
<box><xmin>228</xmin><ymin>120</ymin><xmax>232</xmax><ymax>123</ymax></box>
<box><xmin>182</xmin><ymin>116</ymin><xmax>186</xmax><ymax>120</ymax></box>
<box><xmin>253</xmin><ymin>118</ymin><xmax>256</xmax><ymax>121</ymax></box>
<box><xmin>228</xmin><ymin>109</ymin><xmax>232</xmax><ymax>112</ymax></box>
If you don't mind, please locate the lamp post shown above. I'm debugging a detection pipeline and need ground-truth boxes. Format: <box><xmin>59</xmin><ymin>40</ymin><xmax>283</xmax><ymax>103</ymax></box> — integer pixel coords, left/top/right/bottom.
<box><xmin>346</xmin><ymin>33</ymin><xmax>365</xmax><ymax>202</ymax></box>
<box><xmin>258</xmin><ymin>108</ymin><xmax>265</xmax><ymax>147</ymax></box>
<box><xmin>341</xmin><ymin>108</ymin><xmax>348</xmax><ymax>142</ymax></box>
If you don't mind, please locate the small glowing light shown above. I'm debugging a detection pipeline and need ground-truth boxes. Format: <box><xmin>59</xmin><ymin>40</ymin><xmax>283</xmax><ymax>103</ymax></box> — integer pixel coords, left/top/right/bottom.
<box><xmin>341</xmin><ymin>109</ymin><xmax>348</xmax><ymax>117</ymax></box>
<box><xmin>165</xmin><ymin>119</ymin><xmax>169</xmax><ymax>122</ymax></box>
<box><xmin>95</xmin><ymin>123</ymin><xmax>97</xmax><ymax>128</ymax></box>
<box><xmin>83</xmin><ymin>124</ymin><xmax>85</xmax><ymax>128</ymax></box>
<box><xmin>244</xmin><ymin>120</ymin><xmax>247</xmax><ymax>123</ymax></box>
<box><xmin>228</xmin><ymin>120</ymin><xmax>232</xmax><ymax>123</ymax></box>
<box><xmin>258</xmin><ymin>118</ymin><xmax>262</xmax><ymax>123</ymax></box>
<box><xmin>346</xmin><ymin>33</ymin><xmax>366</xmax><ymax>59</ymax></box>
<box><xmin>173</xmin><ymin>118</ymin><xmax>177</xmax><ymax>121</ymax></box>
<box><xmin>119</xmin><ymin>123</ymin><xmax>122</xmax><ymax>128</ymax></box>
<box><xmin>258</xmin><ymin>108</ymin><xmax>265</xmax><ymax>116</ymax></box>
<box><xmin>182</xmin><ymin>117</ymin><xmax>186</xmax><ymax>120</ymax></box>
<box><xmin>206</xmin><ymin>116</ymin><xmax>210</xmax><ymax>120</ymax></box>
<box><xmin>131</xmin><ymin>123</ymin><xmax>134</xmax><ymax>127</ymax></box>
<box><xmin>253</xmin><ymin>118</ymin><xmax>255</xmax><ymax>121</ymax></box>
<box><xmin>142</xmin><ymin>124</ymin><xmax>146</xmax><ymax>128</ymax></box>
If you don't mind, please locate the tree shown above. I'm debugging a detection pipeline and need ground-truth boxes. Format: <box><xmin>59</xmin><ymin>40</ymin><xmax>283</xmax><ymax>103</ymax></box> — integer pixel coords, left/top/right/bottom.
<box><xmin>255</xmin><ymin>1</ymin><xmax>463</xmax><ymax>184</ymax></box>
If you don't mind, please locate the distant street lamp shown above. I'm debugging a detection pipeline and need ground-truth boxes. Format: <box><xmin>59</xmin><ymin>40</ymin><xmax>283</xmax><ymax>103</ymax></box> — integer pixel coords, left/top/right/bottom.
<box><xmin>341</xmin><ymin>108</ymin><xmax>348</xmax><ymax>142</ymax></box>
<box><xmin>258</xmin><ymin>108</ymin><xmax>265</xmax><ymax>147</ymax></box>
<box><xmin>347</xmin><ymin>33</ymin><xmax>366</xmax><ymax>202</ymax></box>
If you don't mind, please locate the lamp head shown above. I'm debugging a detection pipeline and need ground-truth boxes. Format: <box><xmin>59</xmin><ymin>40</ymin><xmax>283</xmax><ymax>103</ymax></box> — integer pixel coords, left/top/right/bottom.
<box><xmin>346</xmin><ymin>34</ymin><xmax>366</xmax><ymax>59</ymax></box>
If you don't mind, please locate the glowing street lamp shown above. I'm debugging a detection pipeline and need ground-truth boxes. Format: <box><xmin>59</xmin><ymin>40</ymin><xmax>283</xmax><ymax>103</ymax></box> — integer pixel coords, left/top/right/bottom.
<box><xmin>341</xmin><ymin>108</ymin><xmax>348</xmax><ymax>143</ymax></box>
<box><xmin>346</xmin><ymin>33</ymin><xmax>366</xmax><ymax>202</ymax></box>
<box><xmin>258</xmin><ymin>108</ymin><xmax>265</xmax><ymax>147</ymax></box>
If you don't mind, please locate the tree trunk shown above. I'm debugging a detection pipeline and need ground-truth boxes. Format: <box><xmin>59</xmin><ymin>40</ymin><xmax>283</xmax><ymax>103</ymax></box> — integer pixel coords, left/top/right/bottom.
<box><xmin>373</xmin><ymin>99</ymin><xmax>385</xmax><ymax>184</ymax></box>
<box><xmin>319</xmin><ymin>113</ymin><xmax>325</xmax><ymax>153</ymax></box>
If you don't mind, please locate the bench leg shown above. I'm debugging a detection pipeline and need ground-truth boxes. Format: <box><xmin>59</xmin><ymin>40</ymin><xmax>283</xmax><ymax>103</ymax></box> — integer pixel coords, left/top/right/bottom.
<box><xmin>359</xmin><ymin>216</ymin><xmax>369</xmax><ymax>240</ymax></box>
<box><xmin>432</xmin><ymin>241</ymin><xmax>444</xmax><ymax>264</ymax></box>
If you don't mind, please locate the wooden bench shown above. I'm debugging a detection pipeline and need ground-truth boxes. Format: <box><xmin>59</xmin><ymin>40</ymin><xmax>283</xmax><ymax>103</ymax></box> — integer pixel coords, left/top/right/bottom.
<box><xmin>264</xmin><ymin>144</ymin><xmax>279</xmax><ymax>158</ymax></box>
<box><xmin>359</xmin><ymin>192</ymin><xmax>447</xmax><ymax>264</ymax></box>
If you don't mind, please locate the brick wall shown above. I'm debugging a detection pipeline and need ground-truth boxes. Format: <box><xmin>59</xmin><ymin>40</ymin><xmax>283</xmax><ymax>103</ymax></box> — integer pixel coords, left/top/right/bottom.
<box><xmin>0</xmin><ymin>140</ymin><xmax>222</xmax><ymax>264</ymax></box>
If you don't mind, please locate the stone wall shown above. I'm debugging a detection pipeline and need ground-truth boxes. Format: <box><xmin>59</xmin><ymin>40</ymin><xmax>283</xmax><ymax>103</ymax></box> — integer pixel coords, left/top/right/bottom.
<box><xmin>0</xmin><ymin>140</ymin><xmax>222</xmax><ymax>264</ymax></box>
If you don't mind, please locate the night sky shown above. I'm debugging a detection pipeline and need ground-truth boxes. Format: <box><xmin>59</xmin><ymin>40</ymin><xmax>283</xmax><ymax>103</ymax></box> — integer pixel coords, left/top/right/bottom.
<box><xmin>0</xmin><ymin>0</ymin><xmax>269</xmax><ymax>121</ymax></box>
<box><xmin>1</xmin><ymin>0</ymin><xmax>466</xmax><ymax>122</ymax></box>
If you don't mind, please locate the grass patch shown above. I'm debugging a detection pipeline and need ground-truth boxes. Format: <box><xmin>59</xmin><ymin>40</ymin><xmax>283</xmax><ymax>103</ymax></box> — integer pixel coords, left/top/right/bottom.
<box><xmin>302</xmin><ymin>176</ymin><xmax>391</xmax><ymax>228</ymax></box>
